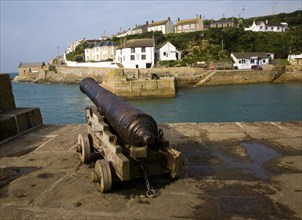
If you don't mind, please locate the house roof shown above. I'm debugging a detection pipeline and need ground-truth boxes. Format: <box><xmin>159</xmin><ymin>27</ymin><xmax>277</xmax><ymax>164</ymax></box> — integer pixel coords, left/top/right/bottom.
<box><xmin>148</xmin><ymin>20</ymin><xmax>169</xmax><ymax>27</ymax></box>
<box><xmin>118</xmin><ymin>38</ymin><xmax>154</xmax><ymax>49</ymax></box>
<box><xmin>95</xmin><ymin>41</ymin><xmax>117</xmax><ymax>47</ymax></box>
<box><xmin>211</xmin><ymin>19</ymin><xmax>235</xmax><ymax>24</ymax></box>
<box><xmin>232</xmin><ymin>52</ymin><xmax>269</xmax><ymax>59</ymax></box>
<box><xmin>175</xmin><ymin>18</ymin><xmax>201</xmax><ymax>26</ymax></box>
<box><xmin>133</xmin><ymin>24</ymin><xmax>147</xmax><ymax>30</ymax></box>
<box><xmin>155</xmin><ymin>41</ymin><xmax>175</xmax><ymax>50</ymax></box>
<box><xmin>18</xmin><ymin>62</ymin><xmax>45</xmax><ymax>68</ymax></box>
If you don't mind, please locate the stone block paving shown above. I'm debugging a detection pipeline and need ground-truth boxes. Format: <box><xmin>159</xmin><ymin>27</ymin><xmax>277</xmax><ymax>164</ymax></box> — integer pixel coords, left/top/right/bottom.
<box><xmin>0</xmin><ymin>122</ymin><xmax>301</xmax><ymax>219</ymax></box>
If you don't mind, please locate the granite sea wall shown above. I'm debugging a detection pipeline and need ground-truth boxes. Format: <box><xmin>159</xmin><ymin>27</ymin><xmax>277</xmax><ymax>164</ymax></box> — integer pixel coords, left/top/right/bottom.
<box><xmin>13</xmin><ymin>65</ymin><xmax>302</xmax><ymax>89</ymax></box>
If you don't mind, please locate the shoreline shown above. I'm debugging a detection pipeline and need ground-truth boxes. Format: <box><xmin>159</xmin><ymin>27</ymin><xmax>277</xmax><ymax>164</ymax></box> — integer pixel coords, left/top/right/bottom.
<box><xmin>13</xmin><ymin>68</ymin><xmax>302</xmax><ymax>86</ymax></box>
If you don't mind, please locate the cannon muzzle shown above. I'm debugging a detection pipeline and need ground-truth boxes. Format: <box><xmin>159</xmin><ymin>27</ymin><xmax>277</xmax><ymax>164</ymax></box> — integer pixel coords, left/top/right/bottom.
<box><xmin>80</xmin><ymin>77</ymin><xmax>158</xmax><ymax>147</ymax></box>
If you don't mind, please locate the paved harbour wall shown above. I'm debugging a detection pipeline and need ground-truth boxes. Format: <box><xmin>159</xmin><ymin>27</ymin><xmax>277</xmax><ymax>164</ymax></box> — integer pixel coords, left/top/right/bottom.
<box><xmin>13</xmin><ymin>65</ymin><xmax>302</xmax><ymax>87</ymax></box>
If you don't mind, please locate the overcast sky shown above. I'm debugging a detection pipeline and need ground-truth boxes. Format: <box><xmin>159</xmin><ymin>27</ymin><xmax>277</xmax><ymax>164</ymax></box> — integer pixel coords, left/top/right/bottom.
<box><xmin>0</xmin><ymin>0</ymin><xmax>300</xmax><ymax>72</ymax></box>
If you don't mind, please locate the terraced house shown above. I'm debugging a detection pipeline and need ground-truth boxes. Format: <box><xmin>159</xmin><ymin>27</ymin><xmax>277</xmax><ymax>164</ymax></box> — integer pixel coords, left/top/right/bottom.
<box><xmin>175</xmin><ymin>15</ymin><xmax>204</xmax><ymax>33</ymax></box>
<box><xmin>85</xmin><ymin>41</ymin><xmax>117</xmax><ymax>62</ymax></box>
<box><xmin>210</xmin><ymin>19</ymin><xmax>236</xmax><ymax>28</ymax></box>
<box><xmin>147</xmin><ymin>18</ymin><xmax>175</xmax><ymax>34</ymax></box>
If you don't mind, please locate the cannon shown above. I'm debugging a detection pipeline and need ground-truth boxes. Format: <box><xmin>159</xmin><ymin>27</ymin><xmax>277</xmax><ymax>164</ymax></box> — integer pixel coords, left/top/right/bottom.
<box><xmin>77</xmin><ymin>78</ymin><xmax>182</xmax><ymax>196</ymax></box>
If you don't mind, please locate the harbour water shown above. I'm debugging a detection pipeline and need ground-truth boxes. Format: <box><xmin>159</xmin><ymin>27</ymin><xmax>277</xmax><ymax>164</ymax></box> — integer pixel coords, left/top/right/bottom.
<box><xmin>9</xmin><ymin>75</ymin><xmax>301</xmax><ymax>125</ymax></box>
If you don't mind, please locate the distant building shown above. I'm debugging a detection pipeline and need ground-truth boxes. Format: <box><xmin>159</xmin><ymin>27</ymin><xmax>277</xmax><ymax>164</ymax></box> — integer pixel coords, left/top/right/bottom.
<box><xmin>156</xmin><ymin>41</ymin><xmax>181</xmax><ymax>61</ymax></box>
<box><xmin>66</xmin><ymin>38</ymin><xmax>84</xmax><ymax>54</ymax></box>
<box><xmin>231</xmin><ymin>52</ymin><xmax>271</xmax><ymax>69</ymax></box>
<box><xmin>113</xmin><ymin>29</ymin><xmax>132</xmax><ymax>38</ymax></box>
<box><xmin>115</xmin><ymin>38</ymin><xmax>154</xmax><ymax>69</ymax></box>
<box><xmin>132</xmin><ymin>23</ymin><xmax>148</xmax><ymax>35</ymax></box>
<box><xmin>85</xmin><ymin>41</ymin><xmax>117</xmax><ymax>62</ymax></box>
<box><xmin>244</xmin><ymin>20</ymin><xmax>287</xmax><ymax>32</ymax></box>
<box><xmin>18</xmin><ymin>62</ymin><xmax>46</xmax><ymax>76</ymax></box>
<box><xmin>288</xmin><ymin>54</ymin><xmax>302</xmax><ymax>66</ymax></box>
<box><xmin>210</xmin><ymin>19</ymin><xmax>236</xmax><ymax>28</ymax></box>
<box><xmin>147</xmin><ymin>18</ymin><xmax>175</xmax><ymax>34</ymax></box>
<box><xmin>175</xmin><ymin>15</ymin><xmax>204</xmax><ymax>33</ymax></box>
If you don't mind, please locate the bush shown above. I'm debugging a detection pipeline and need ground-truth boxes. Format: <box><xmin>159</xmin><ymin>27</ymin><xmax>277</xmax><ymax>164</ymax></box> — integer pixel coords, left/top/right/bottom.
<box><xmin>48</xmin><ymin>65</ymin><xmax>57</xmax><ymax>73</ymax></box>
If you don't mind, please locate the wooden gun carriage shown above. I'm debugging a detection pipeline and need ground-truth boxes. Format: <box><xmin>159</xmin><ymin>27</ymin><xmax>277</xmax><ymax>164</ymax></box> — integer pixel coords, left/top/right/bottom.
<box><xmin>77</xmin><ymin>78</ymin><xmax>183</xmax><ymax>196</ymax></box>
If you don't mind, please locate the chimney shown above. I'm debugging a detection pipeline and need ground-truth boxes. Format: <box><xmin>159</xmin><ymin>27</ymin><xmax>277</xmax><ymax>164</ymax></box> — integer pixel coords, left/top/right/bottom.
<box><xmin>177</xmin><ymin>17</ymin><xmax>180</xmax><ymax>21</ymax></box>
<box><xmin>199</xmin><ymin>14</ymin><xmax>201</xmax><ymax>19</ymax></box>
<box><xmin>168</xmin><ymin>17</ymin><xmax>170</xmax><ymax>21</ymax></box>
<box><xmin>152</xmin><ymin>20</ymin><xmax>154</xmax><ymax>23</ymax></box>
<box><xmin>146</xmin><ymin>21</ymin><xmax>149</xmax><ymax>25</ymax></box>
<box><xmin>266</xmin><ymin>19</ymin><xmax>268</xmax><ymax>24</ymax></box>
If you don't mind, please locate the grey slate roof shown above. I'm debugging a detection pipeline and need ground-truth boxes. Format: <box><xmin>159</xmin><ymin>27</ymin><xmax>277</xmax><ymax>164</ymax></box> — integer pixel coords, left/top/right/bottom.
<box><xmin>18</xmin><ymin>62</ymin><xmax>45</xmax><ymax>68</ymax></box>
<box><xmin>118</xmin><ymin>38</ymin><xmax>154</xmax><ymax>49</ymax></box>
<box><xmin>232</xmin><ymin>52</ymin><xmax>269</xmax><ymax>59</ymax></box>
<box><xmin>133</xmin><ymin>24</ymin><xmax>148</xmax><ymax>30</ymax></box>
<box><xmin>148</xmin><ymin>20</ymin><xmax>169</xmax><ymax>27</ymax></box>
<box><xmin>95</xmin><ymin>41</ymin><xmax>117</xmax><ymax>47</ymax></box>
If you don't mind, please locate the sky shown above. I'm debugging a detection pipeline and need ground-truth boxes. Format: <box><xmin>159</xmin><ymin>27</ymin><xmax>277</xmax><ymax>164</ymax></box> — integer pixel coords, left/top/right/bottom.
<box><xmin>0</xmin><ymin>0</ymin><xmax>301</xmax><ymax>72</ymax></box>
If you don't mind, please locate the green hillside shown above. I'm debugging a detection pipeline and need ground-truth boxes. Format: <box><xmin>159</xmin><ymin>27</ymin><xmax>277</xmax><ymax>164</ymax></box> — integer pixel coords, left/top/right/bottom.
<box><xmin>66</xmin><ymin>10</ymin><xmax>302</xmax><ymax>67</ymax></box>
<box><xmin>244</xmin><ymin>10</ymin><xmax>302</xmax><ymax>27</ymax></box>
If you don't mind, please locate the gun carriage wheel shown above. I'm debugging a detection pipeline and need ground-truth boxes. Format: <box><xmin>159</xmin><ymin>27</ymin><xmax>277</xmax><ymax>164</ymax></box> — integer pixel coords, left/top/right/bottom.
<box><xmin>91</xmin><ymin>159</ymin><xmax>112</xmax><ymax>193</ymax></box>
<box><xmin>77</xmin><ymin>132</ymin><xmax>91</xmax><ymax>163</ymax></box>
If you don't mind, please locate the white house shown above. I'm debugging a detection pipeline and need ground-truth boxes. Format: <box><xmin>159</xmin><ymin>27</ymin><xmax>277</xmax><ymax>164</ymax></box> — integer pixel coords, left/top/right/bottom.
<box><xmin>85</xmin><ymin>41</ymin><xmax>117</xmax><ymax>62</ymax></box>
<box><xmin>66</xmin><ymin>38</ymin><xmax>84</xmax><ymax>54</ymax></box>
<box><xmin>84</xmin><ymin>44</ymin><xmax>95</xmax><ymax>62</ymax></box>
<box><xmin>288</xmin><ymin>54</ymin><xmax>302</xmax><ymax>66</ymax></box>
<box><xmin>244</xmin><ymin>20</ymin><xmax>287</xmax><ymax>32</ymax></box>
<box><xmin>231</xmin><ymin>52</ymin><xmax>271</xmax><ymax>69</ymax></box>
<box><xmin>175</xmin><ymin>15</ymin><xmax>204</xmax><ymax>33</ymax></box>
<box><xmin>156</xmin><ymin>41</ymin><xmax>181</xmax><ymax>61</ymax></box>
<box><xmin>147</xmin><ymin>18</ymin><xmax>175</xmax><ymax>34</ymax></box>
<box><xmin>115</xmin><ymin>38</ymin><xmax>154</xmax><ymax>69</ymax></box>
<box><xmin>113</xmin><ymin>29</ymin><xmax>133</xmax><ymax>38</ymax></box>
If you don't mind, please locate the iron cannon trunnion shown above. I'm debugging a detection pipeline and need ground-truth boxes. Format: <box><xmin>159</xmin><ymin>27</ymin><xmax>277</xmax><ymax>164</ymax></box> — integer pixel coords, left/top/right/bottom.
<box><xmin>77</xmin><ymin>77</ymin><xmax>183</xmax><ymax>194</ymax></box>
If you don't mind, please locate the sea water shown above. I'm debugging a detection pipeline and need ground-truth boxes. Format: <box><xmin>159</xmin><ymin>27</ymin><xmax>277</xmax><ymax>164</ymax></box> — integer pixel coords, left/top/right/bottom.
<box><xmin>6</xmin><ymin>73</ymin><xmax>302</xmax><ymax>124</ymax></box>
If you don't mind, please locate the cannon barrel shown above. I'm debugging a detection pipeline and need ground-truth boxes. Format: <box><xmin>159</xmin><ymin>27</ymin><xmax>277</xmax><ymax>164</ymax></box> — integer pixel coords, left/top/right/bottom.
<box><xmin>80</xmin><ymin>77</ymin><xmax>158</xmax><ymax>147</ymax></box>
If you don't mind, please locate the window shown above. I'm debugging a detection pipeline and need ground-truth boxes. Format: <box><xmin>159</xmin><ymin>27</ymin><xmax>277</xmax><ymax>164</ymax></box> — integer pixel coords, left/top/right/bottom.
<box><xmin>191</xmin><ymin>24</ymin><xmax>195</xmax><ymax>28</ymax></box>
<box><xmin>141</xmin><ymin>47</ymin><xmax>146</xmax><ymax>52</ymax></box>
<box><xmin>251</xmin><ymin>59</ymin><xmax>255</xmax><ymax>64</ymax></box>
<box><xmin>178</xmin><ymin>26</ymin><xmax>182</xmax><ymax>30</ymax></box>
<box><xmin>131</xmin><ymin>48</ymin><xmax>135</xmax><ymax>53</ymax></box>
<box><xmin>130</xmin><ymin>55</ymin><xmax>135</xmax><ymax>60</ymax></box>
<box><xmin>141</xmin><ymin>55</ymin><xmax>146</xmax><ymax>60</ymax></box>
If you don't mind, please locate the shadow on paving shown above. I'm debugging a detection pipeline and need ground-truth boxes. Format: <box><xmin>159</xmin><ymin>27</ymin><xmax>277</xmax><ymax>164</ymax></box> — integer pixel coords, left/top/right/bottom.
<box><xmin>0</xmin><ymin>166</ymin><xmax>40</xmax><ymax>198</ymax></box>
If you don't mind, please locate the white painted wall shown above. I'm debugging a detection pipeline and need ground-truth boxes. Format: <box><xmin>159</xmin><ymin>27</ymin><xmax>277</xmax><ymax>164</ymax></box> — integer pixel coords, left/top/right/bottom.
<box><xmin>115</xmin><ymin>47</ymin><xmax>154</xmax><ymax>68</ymax></box>
<box><xmin>64</xmin><ymin>53</ymin><xmax>119</xmax><ymax>68</ymax></box>
<box><xmin>244</xmin><ymin>21</ymin><xmax>286</xmax><ymax>32</ymax></box>
<box><xmin>157</xmin><ymin>42</ymin><xmax>181</xmax><ymax>61</ymax></box>
<box><xmin>231</xmin><ymin>53</ymin><xmax>270</xmax><ymax>69</ymax></box>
